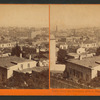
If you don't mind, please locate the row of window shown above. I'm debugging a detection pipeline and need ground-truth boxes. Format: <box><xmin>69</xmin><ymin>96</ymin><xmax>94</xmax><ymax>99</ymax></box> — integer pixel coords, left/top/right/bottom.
<box><xmin>69</xmin><ymin>68</ymin><xmax>89</xmax><ymax>81</ymax></box>
<box><xmin>82</xmin><ymin>43</ymin><xmax>97</xmax><ymax>47</ymax></box>
<box><xmin>0</xmin><ymin>44</ymin><xmax>16</xmax><ymax>47</ymax></box>
<box><xmin>20</xmin><ymin>63</ymin><xmax>30</xmax><ymax>69</ymax></box>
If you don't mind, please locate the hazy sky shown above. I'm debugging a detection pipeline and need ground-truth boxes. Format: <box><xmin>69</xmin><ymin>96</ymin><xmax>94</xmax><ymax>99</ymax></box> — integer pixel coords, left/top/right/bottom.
<box><xmin>50</xmin><ymin>5</ymin><xmax>100</xmax><ymax>30</ymax></box>
<box><xmin>0</xmin><ymin>5</ymin><xmax>49</xmax><ymax>27</ymax></box>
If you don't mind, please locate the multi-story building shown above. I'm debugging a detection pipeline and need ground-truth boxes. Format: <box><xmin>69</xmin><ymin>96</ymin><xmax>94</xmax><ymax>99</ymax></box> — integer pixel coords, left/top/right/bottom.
<box><xmin>0</xmin><ymin>41</ymin><xmax>17</xmax><ymax>48</ymax></box>
<box><xmin>80</xmin><ymin>40</ymin><xmax>97</xmax><ymax>48</ymax></box>
<box><xmin>0</xmin><ymin>55</ymin><xmax>37</xmax><ymax>82</ymax></box>
<box><xmin>64</xmin><ymin>56</ymin><xmax>100</xmax><ymax>82</ymax></box>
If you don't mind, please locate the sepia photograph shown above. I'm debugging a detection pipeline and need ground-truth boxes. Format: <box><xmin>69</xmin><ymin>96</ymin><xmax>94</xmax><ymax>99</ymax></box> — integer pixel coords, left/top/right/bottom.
<box><xmin>50</xmin><ymin>5</ymin><xmax>100</xmax><ymax>89</ymax></box>
<box><xmin>0</xmin><ymin>5</ymin><xmax>49</xmax><ymax>89</ymax></box>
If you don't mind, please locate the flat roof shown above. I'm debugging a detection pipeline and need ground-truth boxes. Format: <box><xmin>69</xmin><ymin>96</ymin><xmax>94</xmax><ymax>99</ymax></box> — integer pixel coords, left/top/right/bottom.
<box><xmin>0</xmin><ymin>56</ymin><xmax>32</xmax><ymax>68</ymax></box>
<box><xmin>66</xmin><ymin>56</ymin><xmax>100</xmax><ymax>68</ymax></box>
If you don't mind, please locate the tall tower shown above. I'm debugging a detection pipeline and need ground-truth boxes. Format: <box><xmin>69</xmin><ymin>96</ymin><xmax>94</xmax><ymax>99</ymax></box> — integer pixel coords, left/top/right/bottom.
<box><xmin>50</xmin><ymin>34</ymin><xmax>56</xmax><ymax>70</ymax></box>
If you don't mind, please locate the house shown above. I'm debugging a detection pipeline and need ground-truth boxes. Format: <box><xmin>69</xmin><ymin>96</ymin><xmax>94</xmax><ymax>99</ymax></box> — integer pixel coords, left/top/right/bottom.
<box><xmin>0</xmin><ymin>55</ymin><xmax>37</xmax><ymax>83</ymax></box>
<box><xmin>80</xmin><ymin>40</ymin><xmax>97</xmax><ymax>49</ymax></box>
<box><xmin>0</xmin><ymin>48</ymin><xmax>12</xmax><ymax>57</ymax></box>
<box><xmin>0</xmin><ymin>41</ymin><xmax>17</xmax><ymax>48</ymax></box>
<box><xmin>66</xmin><ymin>53</ymin><xmax>79</xmax><ymax>59</ymax></box>
<box><xmin>64</xmin><ymin>56</ymin><xmax>100</xmax><ymax>82</ymax></box>
<box><xmin>66</xmin><ymin>52</ymin><xmax>95</xmax><ymax>60</ymax></box>
<box><xmin>0</xmin><ymin>52</ymin><xmax>11</xmax><ymax>57</ymax></box>
<box><xmin>25</xmin><ymin>53</ymin><xmax>49</xmax><ymax>67</ymax></box>
<box><xmin>59</xmin><ymin>43</ymin><xmax>68</xmax><ymax>50</ymax></box>
<box><xmin>76</xmin><ymin>47</ymin><xmax>86</xmax><ymax>54</ymax></box>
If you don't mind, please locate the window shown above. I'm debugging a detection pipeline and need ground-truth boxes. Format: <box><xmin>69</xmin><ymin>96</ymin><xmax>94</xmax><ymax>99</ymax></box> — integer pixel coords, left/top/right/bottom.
<box><xmin>86</xmin><ymin>74</ymin><xmax>89</xmax><ymax>81</ymax></box>
<box><xmin>94</xmin><ymin>44</ymin><xmax>96</xmax><ymax>47</ymax></box>
<box><xmin>73</xmin><ymin>69</ymin><xmax>75</xmax><ymax>76</ymax></box>
<box><xmin>2</xmin><ymin>73</ymin><xmax>5</xmax><ymax>81</ymax></box>
<box><xmin>21</xmin><ymin>64</ymin><xmax>23</xmax><ymax>69</ymax></box>
<box><xmin>97</xmin><ymin>71</ymin><xmax>100</xmax><ymax>77</ymax></box>
<box><xmin>28</xmin><ymin>63</ymin><xmax>30</xmax><ymax>68</ymax></box>
<box><xmin>78</xmin><ymin>51</ymin><xmax>80</xmax><ymax>53</ymax></box>
<box><xmin>80</xmin><ymin>72</ymin><xmax>83</xmax><ymax>78</ymax></box>
<box><xmin>87</xmin><ymin>44</ymin><xmax>89</xmax><ymax>47</ymax></box>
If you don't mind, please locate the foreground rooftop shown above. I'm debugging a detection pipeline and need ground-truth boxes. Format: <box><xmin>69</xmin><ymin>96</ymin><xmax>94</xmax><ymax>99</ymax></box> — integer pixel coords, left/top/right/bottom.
<box><xmin>66</xmin><ymin>56</ymin><xmax>100</xmax><ymax>68</ymax></box>
<box><xmin>0</xmin><ymin>56</ymin><xmax>33</xmax><ymax>68</ymax></box>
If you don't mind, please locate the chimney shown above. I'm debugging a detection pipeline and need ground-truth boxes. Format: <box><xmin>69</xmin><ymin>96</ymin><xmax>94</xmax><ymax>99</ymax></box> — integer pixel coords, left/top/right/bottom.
<box><xmin>79</xmin><ymin>55</ymin><xmax>82</xmax><ymax>60</ymax></box>
<box><xmin>36</xmin><ymin>48</ymin><xmax>39</xmax><ymax>53</ymax></box>
<box><xmin>20</xmin><ymin>53</ymin><xmax>22</xmax><ymax>58</ymax></box>
<box><xmin>29</xmin><ymin>54</ymin><xmax>31</xmax><ymax>60</ymax></box>
<box><xmin>20</xmin><ymin>46</ymin><xmax>23</xmax><ymax>51</ymax></box>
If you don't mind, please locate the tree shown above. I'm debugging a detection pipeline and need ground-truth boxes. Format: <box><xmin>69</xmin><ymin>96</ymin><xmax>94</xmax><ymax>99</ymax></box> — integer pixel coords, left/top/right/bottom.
<box><xmin>11</xmin><ymin>44</ymin><xmax>22</xmax><ymax>57</ymax></box>
<box><xmin>96</xmin><ymin>47</ymin><xmax>100</xmax><ymax>56</ymax></box>
<box><xmin>57</xmin><ymin>49</ymin><xmax>67</xmax><ymax>63</ymax></box>
<box><xmin>23</xmin><ymin>47</ymin><xmax>36</xmax><ymax>54</ymax></box>
<box><xmin>88</xmin><ymin>77</ymin><xmax>100</xmax><ymax>88</ymax></box>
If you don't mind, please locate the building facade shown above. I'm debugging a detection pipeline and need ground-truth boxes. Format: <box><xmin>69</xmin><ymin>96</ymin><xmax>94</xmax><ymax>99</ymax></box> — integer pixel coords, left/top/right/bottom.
<box><xmin>64</xmin><ymin>56</ymin><xmax>100</xmax><ymax>82</ymax></box>
<box><xmin>0</xmin><ymin>56</ymin><xmax>37</xmax><ymax>82</ymax></box>
<box><xmin>0</xmin><ymin>42</ymin><xmax>17</xmax><ymax>48</ymax></box>
<box><xmin>80</xmin><ymin>42</ymin><xmax>97</xmax><ymax>49</ymax></box>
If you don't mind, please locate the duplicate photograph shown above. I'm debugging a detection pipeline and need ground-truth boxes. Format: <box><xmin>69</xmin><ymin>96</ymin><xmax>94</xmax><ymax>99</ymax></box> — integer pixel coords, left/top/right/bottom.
<box><xmin>0</xmin><ymin>5</ymin><xmax>49</xmax><ymax>89</ymax></box>
<box><xmin>50</xmin><ymin>5</ymin><xmax>100</xmax><ymax>89</ymax></box>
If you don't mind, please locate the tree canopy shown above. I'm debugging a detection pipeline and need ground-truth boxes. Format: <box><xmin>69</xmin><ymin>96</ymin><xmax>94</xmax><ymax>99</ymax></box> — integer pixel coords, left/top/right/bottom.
<box><xmin>11</xmin><ymin>44</ymin><xmax>22</xmax><ymax>57</ymax></box>
<box><xmin>57</xmin><ymin>49</ymin><xmax>68</xmax><ymax>64</ymax></box>
<box><xmin>96</xmin><ymin>47</ymin><xmax>100</xmax><ymax>56</ymax></box>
